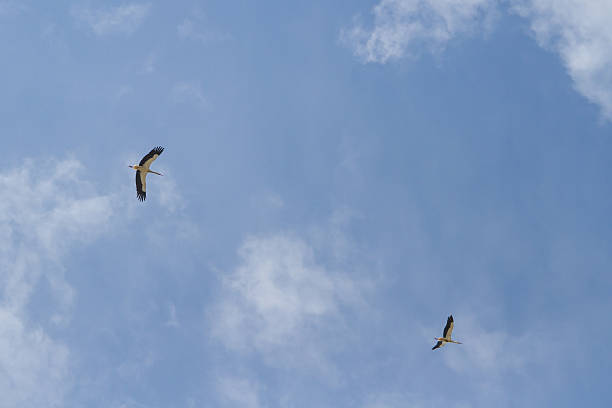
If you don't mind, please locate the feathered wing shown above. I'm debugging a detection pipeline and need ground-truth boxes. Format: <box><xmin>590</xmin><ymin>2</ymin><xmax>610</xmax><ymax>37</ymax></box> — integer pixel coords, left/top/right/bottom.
<box><xmin>136</xmin><ymin>170</ymin><xmax>147</xmax><ymax>201</ymax></box>
<box><xmin>432</xmin><ymin>341</ymin><xmax>444</xmax><ymax>350</ymax></box>
<box><xmin>138</xmin><ymin>146</ymin><xmax>164</xmax><ymax>169</ymax></box>
<box><xmin>442</xmin><ymin>315</ymin><xmax>454</xmax><ymax>340</ymax></box>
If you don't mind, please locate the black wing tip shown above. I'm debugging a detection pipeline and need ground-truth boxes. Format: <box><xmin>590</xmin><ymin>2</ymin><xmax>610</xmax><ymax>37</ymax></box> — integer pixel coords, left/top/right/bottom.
<box><xmin>137</xmin><ymin>192</ymin><xmax>146</xmax><ymax>201</ymax></box>
<box><xmin>138</xmin><ymin>146</ymin><xmax>165</xmax><ymax>165</ymax></box>
<box><xmin>448</xmin><ymin>315</ymin><xmax>454</xmax><ymax>322</ymax></box>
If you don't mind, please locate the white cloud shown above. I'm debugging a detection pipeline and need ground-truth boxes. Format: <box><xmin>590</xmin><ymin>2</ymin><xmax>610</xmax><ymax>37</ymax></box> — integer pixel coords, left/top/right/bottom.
<box><xmin>342</xmin><ymin>0</ymin><xmax>499</xmax><ymax>63</ymax></box>
<box><xmin>72</xmin><ymin>3</ymin><xmax>151</xmax><ymax>36</ymax></box>
<box><xmin>343</xmin><ymin>0</ymin><xmax>612</xmax><ymax>121</ymax></box>
<box><xmin>213</xmin><ymin>234</ymin><xmax>344</xmax><ymax>348</ymax></box>
<box><xmin>0</xmin><ymin>159</ymin><xmax>113</xmax><ymax>310</ymax></box>
<box><xmin>0</xmin><ymin>158</ymin><xmax>116</xmax><ymax>406</ymax></box>
<box><xmin>211</xmin><ymin>231</ymin><xmax>365</xmax><ymax>376</ymax></box>
<box><xmin>0</xmin><ymin>308</ymin><xmax>70</xmax><ymax>407</ymax></box>
<box><xmin>513</xmin><ymin>0</ymin><xmax>612</xmax><ymax>120</ymax></box>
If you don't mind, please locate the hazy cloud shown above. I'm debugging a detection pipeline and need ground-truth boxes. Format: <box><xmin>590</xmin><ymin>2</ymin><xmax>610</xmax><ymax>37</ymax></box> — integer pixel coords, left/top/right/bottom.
<box><xmin>211</xmin><ymin>229</ymin><xmax>366</xmax><ymax>379</ymax></box>
<box><xmin>216</xmin><ymin>376</ymin><xmax>262</xmax><ymax>408</ymax></box>
<box><xmin>0</xmin><ymin>308</ymin><xmax>70</xmax><ymax>407</ymax></box>
<box><xmin>177</xmin><ymin>19</ymin><xmax>209</xmax><ymax>43</ymax></box>
<box><xmin>171</xmin><ymin>81</ymin><xmax>208</xmax><ymax>110</ymax></box>
<box><xmin>0</xmin><ymin>158</ymin><xmax>116</xmax><ymax>406</ymax></box>
<box><xmin>342</xmin><ymin>0</ymin><xmax>499</xmax><ymax>63</ymax></box>
<box><xmin>72</xmin><ymin>3</ymin><xmax>151</xmax><ymax>36</ymax></box>
<box><xmin>0</xmin><ymin>0</ymin><xmax>27</xmax><ymax>17</ymax></box>
<box><xmin>177</xmin><ymin>9</ymin><xmax>229</xmax><ymax>44</ymax></box>
<box><xmin>343</xmin><ymin>0</ymin><xmax>612</xmax><ymax>121</ymax></box>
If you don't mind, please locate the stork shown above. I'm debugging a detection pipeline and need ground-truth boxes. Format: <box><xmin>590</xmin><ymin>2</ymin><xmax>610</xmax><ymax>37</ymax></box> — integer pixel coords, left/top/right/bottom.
<box><xmin>130</xmin><ymin>146</ymin><xmax>164</xmax><ymax>201</ymax></box>
<box><xmin>432</xmin><ymin>315</ymin><xmax>462</xmax><ymax>350</ymax></box>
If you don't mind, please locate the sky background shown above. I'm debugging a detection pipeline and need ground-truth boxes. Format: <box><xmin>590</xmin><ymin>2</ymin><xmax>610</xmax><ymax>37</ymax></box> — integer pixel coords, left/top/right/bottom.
<box><xmin>1</xmin><ymin>1</ymin><xmax>612</xmax><ymax>407</ymax></box>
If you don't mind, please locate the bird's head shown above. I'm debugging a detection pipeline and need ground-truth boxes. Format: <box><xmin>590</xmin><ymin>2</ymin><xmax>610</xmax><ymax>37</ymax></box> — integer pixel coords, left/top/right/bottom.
<box><xmin>129</xmin><ymin>165</ymin><xmax>137</xmax><ymax>169</ymax></box>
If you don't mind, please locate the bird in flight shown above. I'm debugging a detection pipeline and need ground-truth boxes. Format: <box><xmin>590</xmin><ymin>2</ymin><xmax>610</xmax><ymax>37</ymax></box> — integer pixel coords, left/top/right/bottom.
<box><xmin>130</xmin><ymin>146</ymin><xmax>164</xmax><ymax>201</ymax></box>
<box><xmin>432</xmin><ymin>315</ymin><xmax>462</xmax><ymax>350</ymax></box>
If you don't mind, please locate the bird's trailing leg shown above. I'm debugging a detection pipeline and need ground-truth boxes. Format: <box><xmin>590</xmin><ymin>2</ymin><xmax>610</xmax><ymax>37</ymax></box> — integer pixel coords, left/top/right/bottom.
<box><xmin>147</xmin><ymin>170</ymin><xmax>163</xmax><ymax>176</ymax></box>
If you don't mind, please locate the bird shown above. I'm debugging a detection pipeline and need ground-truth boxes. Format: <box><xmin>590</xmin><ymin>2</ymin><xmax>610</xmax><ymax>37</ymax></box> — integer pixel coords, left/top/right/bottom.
<box><xmin>130</xmin><ymin>146</ymin><xmax>164</xmax><ymax>201</ymax></box>
<box><xmin>432</xmin><ymin>315</ymin><xmax>462</xmax><ymax>350</ymax></box>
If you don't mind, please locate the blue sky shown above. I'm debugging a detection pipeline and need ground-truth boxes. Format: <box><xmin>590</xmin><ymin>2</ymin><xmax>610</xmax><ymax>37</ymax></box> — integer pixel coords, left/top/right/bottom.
<box><xmin>1</xmin><ymin>1</ymin><xmax>612</xmax><ymax>407</ymax></box>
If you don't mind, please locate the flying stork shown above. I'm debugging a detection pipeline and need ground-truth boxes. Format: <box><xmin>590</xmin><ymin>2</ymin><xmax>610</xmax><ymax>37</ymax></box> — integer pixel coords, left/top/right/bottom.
<box><xmin>432</xmin><ymin>315</ymin><xmax>462</xmax><ymax>350</ymax></box>
<box><xmin>130</xmin><ymin>146</ymin><xmax>164</xmax><ymax>201</ymax></box>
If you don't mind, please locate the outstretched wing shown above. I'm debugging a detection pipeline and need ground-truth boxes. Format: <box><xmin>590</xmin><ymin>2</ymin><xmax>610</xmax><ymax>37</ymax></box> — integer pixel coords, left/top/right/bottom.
<box><xmin>432</xmin><ymin>341</ymin><xmax>444</xmax><ymax>350</ymax></box>
<box><xmin>443</xmin><ymin>315</ymin><xmax>454</xmax><ymax>340</ymax></box>
<box><xmin>136</xmin><ymin>170</ymin><xmax>147</xmax><ymax>201</ymax></box>
<box><xmin>138</xmin><ymin>146</ymin><xmax>164</xmax><ymax>169</ymax></box>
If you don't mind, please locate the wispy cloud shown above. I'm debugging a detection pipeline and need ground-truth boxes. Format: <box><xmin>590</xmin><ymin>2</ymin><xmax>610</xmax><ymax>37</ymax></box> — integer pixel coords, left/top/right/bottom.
<box><xmin>250</xmin><ymin>192</ymin><xmax>285</xmax><ymax>210</ymax></box>
<box><xmin>171</xmin><ymin>81</ymin><xmax>208</xmax><ymax>110</ymax></box>
<box><xmin>177</xmin><ymin>9</ymin><xmax>229</xmax><ymax>44</ymax></box>
<box><xmin>0</xmin><ymin>308</ymin><xmax>70</xmax><ymax>407</ymax></box>
<box><xmin>0</xmin><ymin>0</ymin><xmax>27</xmax><ymax>17</ymax></box>
<box><xmin>177</xmin><ymin>19</ymin><xmax>209</xmax><ymax>43</ymax></box>
<box><xmin>216</xmin><ymin>376</ymin><xmax>262</xmax><ymax>408</ymax></box>
<box><xmin>437</xmin><ymin>314</ymin><xmax>548</xmax><ymax>378</ymax></box>
<box><xmin>341</xmin><ymin>0</ymin><xmax>499</xmax><ymax>63</ymax></box>
<box><xmin>513</xmin><ymin>0</ymin><xmax>612</xmax><ymax>120</ymax></box>
<box><xmin>212</xmin><ymin>234</ymin><xmax>352</xmax><ymax>350</ymax></box>
<box><xmin>142</xmin><ymin>52</ymin><xmax>156</xmax><ymax>74</ymax></box>
<box><xmin>0</xmin><ymin>159</ymin><xmax>114</xmax><ymax>310</ymax></box>
<box><xmin>363</xmin><ymin>392</ymin><xmax>443</xmax><ymax>408</ymax></box>
<box><xmin>210</xmin><ymin>225</ymin><xmax>368</xmax><ymax>380</ymax></box>
<box><xmin>343</xmin><ymin>0</ymin><xmax>612</xmax><ymax>121</ymax></box>
<box><xmin>155</xmin><ymin>174</ymin><xmax>185</xmax><ymax>213</ymax></box>
<box><xmin>72</xmin><ymin>3</ymin><xmax>151</xmax><ymax>36</ymax></box>
<box><xmin>164</xmin><ymin>302</ymin><xmax>179</xmax><ymax>327</ymax></box>
<box><xmin>0</xmin><ymin>158</ymin><xmax>116</xmax><ymax>406</ymax></box>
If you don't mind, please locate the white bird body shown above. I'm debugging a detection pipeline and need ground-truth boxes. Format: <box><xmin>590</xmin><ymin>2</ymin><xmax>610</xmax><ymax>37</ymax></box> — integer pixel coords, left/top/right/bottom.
<box><xmin>132</xmin><ymin>165</ymin><xmax>162</xmax><ymax>175</ymax></box>
<box><xmin>432</xmin><ymin>315</ymin><xmax>462</xmax><ymax>350</ymax></box>
<box><xmin>130</xmin><ymin>146</ymin><xmax>164</xmax><ymax>201</ymax></box>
